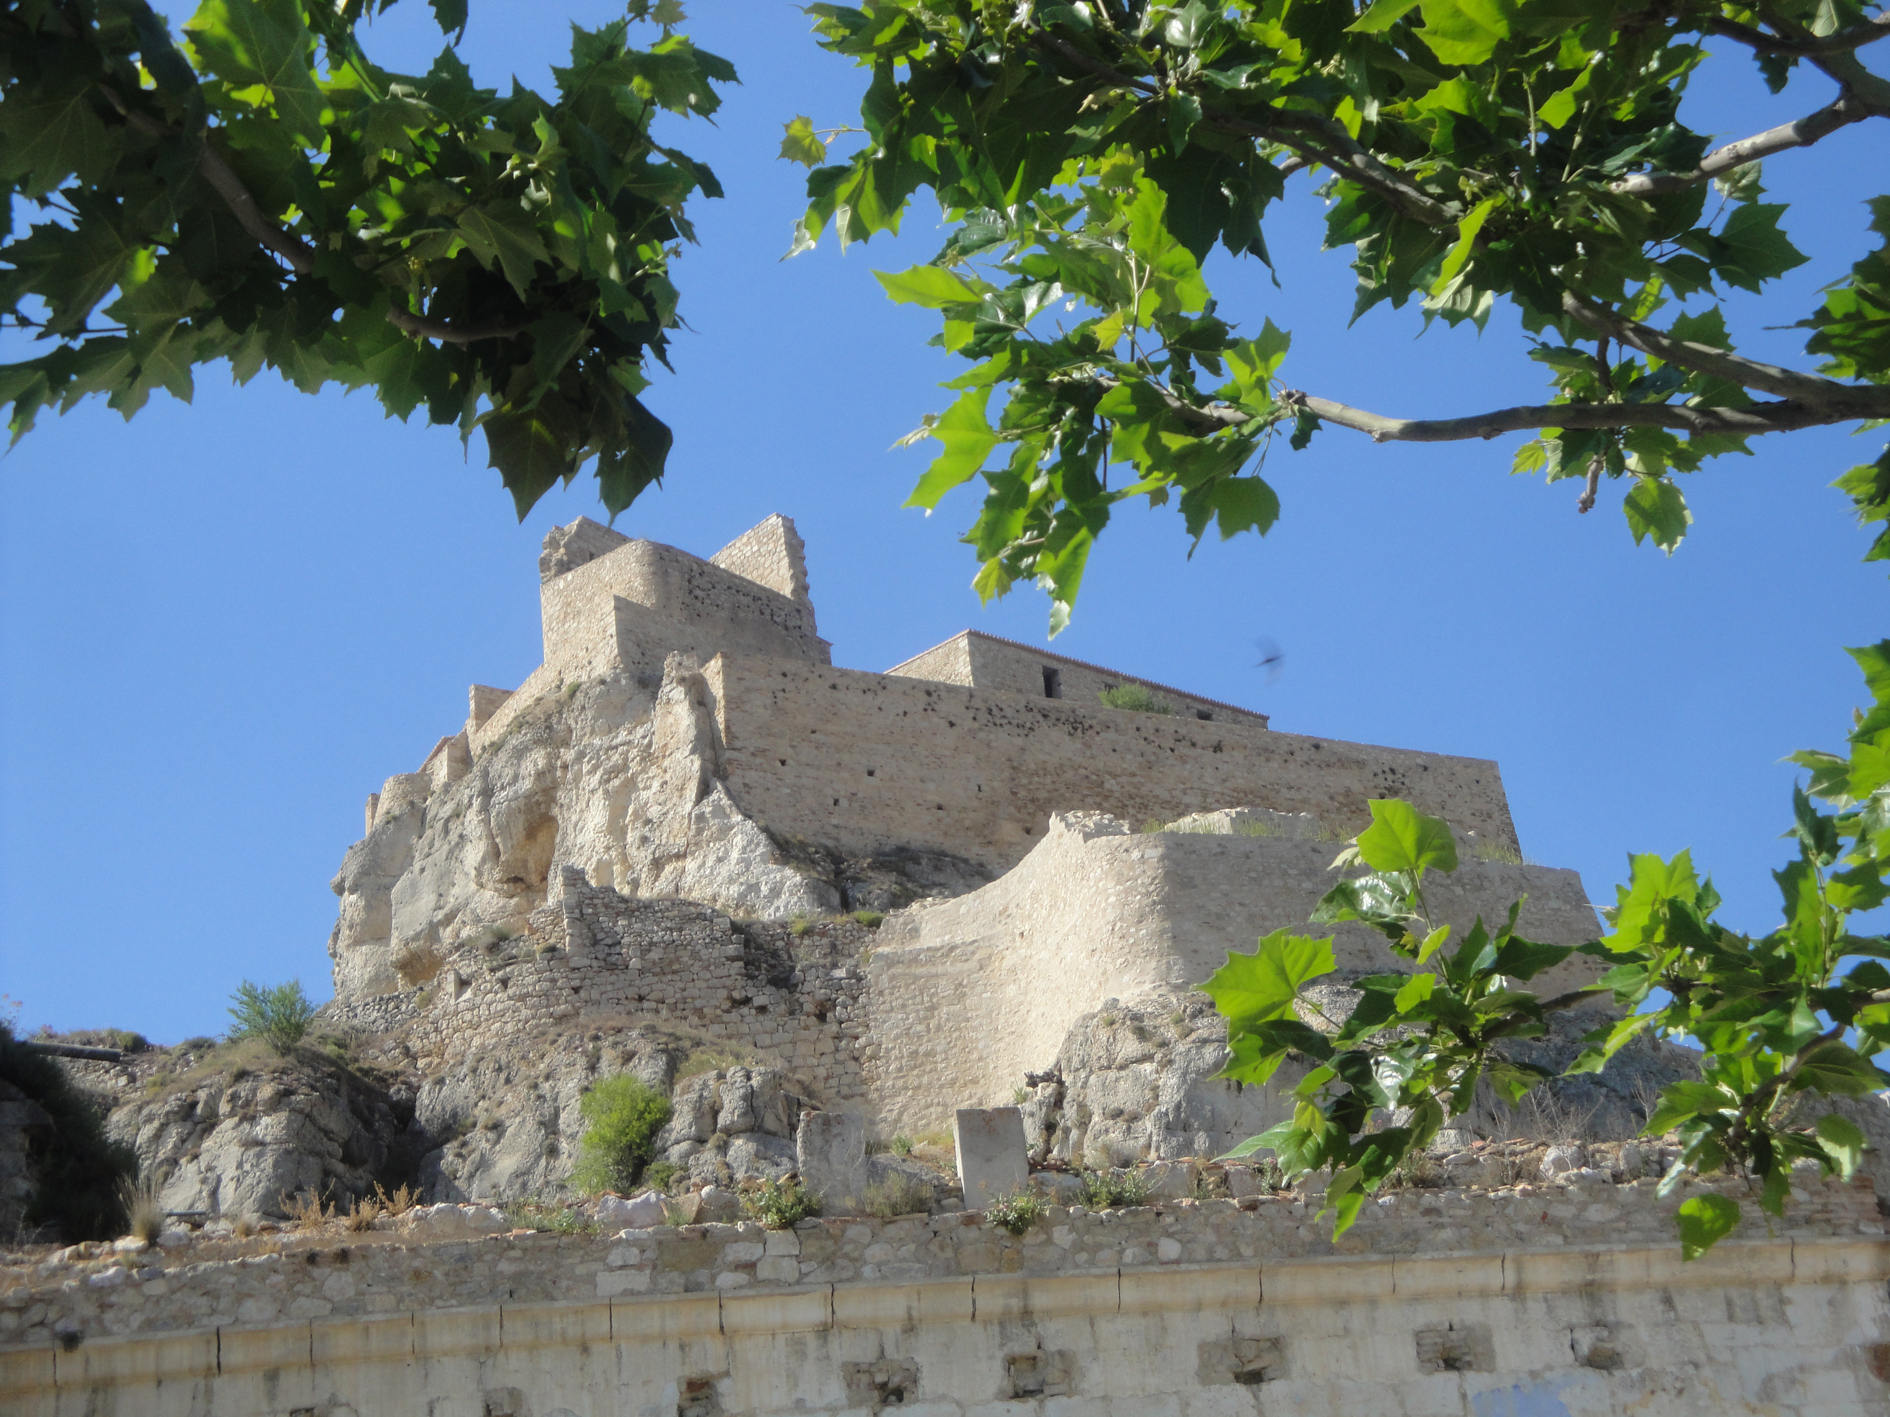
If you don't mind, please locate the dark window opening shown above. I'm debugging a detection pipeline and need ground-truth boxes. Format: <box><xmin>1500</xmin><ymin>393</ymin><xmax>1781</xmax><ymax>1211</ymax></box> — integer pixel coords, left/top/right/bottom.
<box><xmin>1195</xmin><ymin>709</ymin><xmax>1213</xmax><ymax>721</ymax></box>
<box><xmin>1042</xmin><ymin>666</ymin><xmax>1062</xmax><ymax>699</ymax></box>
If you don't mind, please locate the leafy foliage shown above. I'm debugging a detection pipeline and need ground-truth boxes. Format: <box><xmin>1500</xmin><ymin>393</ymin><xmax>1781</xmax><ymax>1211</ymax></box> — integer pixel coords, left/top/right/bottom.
<box><xmin>226</xmin><ymin>977</ymin><xmax>315</xmax><ymax>1053</ymax></box>
<box><xmin>797</xmin><ymin>0</ymin><xmax>1890</xmax><ymax>626</ymax></box>
<box><xmin>570</xmin><ymin>1072</ymin><xmax>672</xmax><ymax>1195</ymax></box>
<box><xmin>0</xmin><ymin>0</ymin><xmax>732</xmax><ymax>518</ymax></box>
<box><xmin>744</xmin><ymin>1175</ymin><xmax>821</xmax><ymax>1228</ymax></box>
<box><xmin>984</xmin><ymin>1187</ymin><xmax>1046</xmax><ymax>1234</ymax></box>
<box><xmin>1097</xmin><ymin>682</ymin><xmax>1173</xmax><ymax>713</ymax></box>
<box><xmin>1207</xmin><ymin>645</ymin><xmax>1890</xmax><ymax>1253</ymax></box>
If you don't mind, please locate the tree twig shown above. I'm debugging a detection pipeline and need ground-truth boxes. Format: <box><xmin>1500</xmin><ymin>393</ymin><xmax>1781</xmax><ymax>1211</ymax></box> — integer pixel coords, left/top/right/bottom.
<box><xmin>1560</xmin><ymin>292</ymin><xmax>1867</xmax><ymax>404</ymax></box>
<box><xmin>1280</xmin><ymin>388</ymin><xmax>1890</xmax><ymax>440</ymax></box>
<box><xmin>99</xmin><ymin>86</ymin><xmax>316</xmax><ymax>275</ymax></box>
<box><xmin>385</xmin><ymin>308</ymin><xmax>531</xmax><ymax>344</ymax></box>
<box><xmin>1027</xmin><ymin>28</ymin><xmax>1457</xmax><ymax>227</ymax></box>
<box><xmin>1707</xmin><ymin>12</ymin><xmax>1890</xmax><ymax>57</ymax></box>
<box><xmin>1613</xmin><ymin>93</ymin><xmax>1873</xmax><ymax>194</ymax></box>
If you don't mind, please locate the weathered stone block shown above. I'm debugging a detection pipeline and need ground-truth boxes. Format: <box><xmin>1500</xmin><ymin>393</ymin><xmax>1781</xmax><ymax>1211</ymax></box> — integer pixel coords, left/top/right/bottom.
<box><xmin>954</xmin><ymin>1108</ymin><xmax>1029</xmax><ymax>1208</ymax></box>
<box><xmin>798</xmin><ymin>1111</ymin><xmax>869</xmax><ymax>1211</ymax></box>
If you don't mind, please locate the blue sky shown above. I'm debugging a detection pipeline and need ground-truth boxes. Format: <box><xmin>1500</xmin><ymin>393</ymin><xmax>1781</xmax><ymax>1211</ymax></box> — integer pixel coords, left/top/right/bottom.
<box><xmin>1</xmin><ymin>3</ymin><xmax>1885</xmax><ymax>1041</ymax></box>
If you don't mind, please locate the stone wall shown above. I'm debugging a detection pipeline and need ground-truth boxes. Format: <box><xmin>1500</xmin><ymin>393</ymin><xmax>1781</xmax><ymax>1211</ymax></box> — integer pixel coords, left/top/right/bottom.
<box><xmin>889</xmin><ymin>630</ymin><xmax>1268</xmax><ymax>729</ymax></box>
<box><xmin>858</xmin><ymin>812</ymin><xmax>1604</xmax><ymax>1136</ymax></box>
<box><xmin>709</xmin><ymin>514</ymin><xmax>816</xmax><ymax>617</ymax></box>
<box><xmin>707</xmin><ymin>652</ymin><xmax>1520</xmax><ymax>881</ymax></box>
<box><xmin>471</xmin><ymin>531</ymin><xmax>832</xmax><ymax>757</ymax></box>
<box><xmin>3</xmin><ymin>1178</ymin><xmax>1886</xmax><ymax>1416</ymax></box>
<box><xmin>404</xmin><ymin>877</ymin><xmax>876</xmax><ymax>1110</ymax></box>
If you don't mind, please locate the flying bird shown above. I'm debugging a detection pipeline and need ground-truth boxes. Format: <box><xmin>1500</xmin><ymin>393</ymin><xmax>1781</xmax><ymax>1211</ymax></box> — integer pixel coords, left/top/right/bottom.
<box><xmin>1255</xmin><ymin>638</ymin><xmax>1285</xmax><ymax>683</ymax></box>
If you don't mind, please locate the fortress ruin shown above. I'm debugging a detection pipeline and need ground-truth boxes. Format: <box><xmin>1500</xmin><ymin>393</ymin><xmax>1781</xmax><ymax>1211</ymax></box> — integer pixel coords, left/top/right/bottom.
<box><xmin>8</xmin><ymin>515</ymin><xmax>1890</xmax><ymax>1416</ymax></box>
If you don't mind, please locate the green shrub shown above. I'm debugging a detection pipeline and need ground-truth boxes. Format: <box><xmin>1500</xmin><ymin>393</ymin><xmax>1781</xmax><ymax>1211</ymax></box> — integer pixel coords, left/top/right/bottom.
<box><xmin>0</xmin><ymin>1023</ymin><xmax>135</xmax><ymax>1240</ymax></box>
<box><xmin>1097</xmin><ymin>684</ymin><xmax>1173</xmax><ymax>715</ymax></box>
<box><xmin>570</xmin><ymin>1075</ymin><xmax>673</xmax><ymax>1195</ymax></box>
<box><xmin>103</xmin><ymin>1029</ymin><xmax>147</xmax><ymax>1053</ymax></box>
<box><xmin>745</xmin><ymin>1177</ymin><xmax>820</xmax><ymax>1229</ymax></box>
<box><xmin>985</xmin><ymin>1189</ymin><xmax>1045</xmax><ymax>1235</ymax></box>
<box><xmin>226</xmin><ymin>980</ymin><xmax>316</xmax><ymax>1054</ymax></box>
<box><xmin>789</xmin><ymin>914</ymin><xmax>812</xmax><ymax>937</ymax></box>
<box><xmin>642</xmin><ymin>1160</ymin><xmax>682</xmax><ymax>1193</ymax></box>
<box><xmin>890</xmin><ymin>1134</ymin><xmax>915</xmax><ymax>1157</ymax></box>
<box><xmin>850</xmin><ymin>910</ymin><xmax>884</xmax><ymax>928</ymax></box>
<box><xmin>1078</xmin><ymin>1168</ymin><xmax>1151</xmax><ymax>1209</ymax></box>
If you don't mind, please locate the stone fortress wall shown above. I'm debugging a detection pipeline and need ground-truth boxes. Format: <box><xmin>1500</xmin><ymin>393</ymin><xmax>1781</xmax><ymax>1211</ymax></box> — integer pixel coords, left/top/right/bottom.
<box><xmin>887</xmin><ymin>629</ymin><xmax>1270</xmax><ymax>728</ymax></box>
<box><xmin>5</xmin><ymin>1177</ymin><xmax>1887</xmax><ymax>1416</ymax></box>
<box><xmin>703</xmin><ymin>652</ymin><xmax>1519</xmax><ymax>880</ymax></box>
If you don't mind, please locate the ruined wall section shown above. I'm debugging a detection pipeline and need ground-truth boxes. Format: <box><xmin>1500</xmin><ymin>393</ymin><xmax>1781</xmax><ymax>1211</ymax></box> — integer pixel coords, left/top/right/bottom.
<box><xmin>405</xmin><ymin>875</ymin><xmax>876</xmax><ymax>1107</ymax></box>
<box><xmin>707</xmin><ymin>654</ymin><xmax>1519</xmax><ymax>881</ymax></box>
<box><xmin>890</xmin><ymin>631</ymin><xmax>1267</xmax><ymax>728</ymax></box>
<box><xmin>710</xmin><ymin>513</ymin><xmax>816</xmax><ymax>619</ymax></box>
<box><xmin>860</xmin><ymin>813</ymin><xmax>1604</xmax><ymax>1135</ymax></box>
<box><xmin>473</xmin><ymin>539</ymin><xmax>832</xmax><ymax>758</ymax></box>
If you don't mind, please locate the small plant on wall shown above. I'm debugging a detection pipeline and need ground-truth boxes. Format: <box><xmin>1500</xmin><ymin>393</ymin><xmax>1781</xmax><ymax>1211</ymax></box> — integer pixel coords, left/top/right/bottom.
<box><xmin>570</xmin><ymin>1075</ymin><xmax>673</xmax><ymax>1195</ymax></box>
<box><xmin>1097</xmin><ymin>685</ymin><xmax>1173</xmax><ymax>715</ymax></box>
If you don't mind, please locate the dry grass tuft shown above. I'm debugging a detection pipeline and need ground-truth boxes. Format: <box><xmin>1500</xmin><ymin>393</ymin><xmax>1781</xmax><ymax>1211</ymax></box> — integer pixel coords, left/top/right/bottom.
<box><xmin>283</xmin><ymin>1190</ymin><xmax>336</xmax><ymax>1232</ymax></box>
<box><xmin>117</xmin><ymin>1176</ymin><xmax>164</xmax><ymax>1243</ymax></box>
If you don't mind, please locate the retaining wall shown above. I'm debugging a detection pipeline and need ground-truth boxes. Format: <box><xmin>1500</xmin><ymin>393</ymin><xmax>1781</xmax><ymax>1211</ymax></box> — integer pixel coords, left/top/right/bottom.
<box><xmin>3</xmin><ymin>1178</ymin><xmax>1886</xmax><ymax>1416</ymax></box>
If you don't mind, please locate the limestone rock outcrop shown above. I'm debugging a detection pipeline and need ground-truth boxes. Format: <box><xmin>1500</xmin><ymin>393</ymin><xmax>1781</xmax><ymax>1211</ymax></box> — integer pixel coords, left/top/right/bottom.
<box><xmin>104</xmin><ymin>1059</ymin><xmax>414</xmax><ymax>1220</ymax></box>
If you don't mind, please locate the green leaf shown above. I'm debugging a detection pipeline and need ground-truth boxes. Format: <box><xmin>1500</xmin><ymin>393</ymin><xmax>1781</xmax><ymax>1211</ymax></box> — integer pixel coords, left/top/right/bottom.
<box><xmin>1415</xmin><ymin>0</ymin><xmax>1513</xmax><ymax>65</ymax></box>
<box><xmin>1205</xmin><ymin>475</ymin><xmax>1280</xmax><ymax>540</ymax></box>
<box><xmin>1675</xmin><ymin>1193</ymin><xmax>1741</xmax><ymax>1260</ymax></box>
<box><xmin>1623</xmin><ymin>477</ymin><xmax>1691</xmax><ymax>553</ymax></box>
<box><xmin>429</xmin><ymin>0</ymin><xmax>468</xmax><ymax>37</ymax></box>
<box><xmin>779</xmin><ymin>115</ymin><xmax>828</xmax><ymax>169</ymax></box>
<box><xmin>1714</xmin><ymin>203</ymin><xmax>1809</xmax><ymax>293</ymax></box>
<box><xmin>456</xmin><ymin>205</ymin><xmax>552</xmax><ymax>301</ymax></box>
<box><xmin>1430</xmin><ymin>197</ymin><xmax>1497</xmax><ymax>297</ymax></box>
<box><xmin>1536</xmin><ymin>67</ymin><xmax>1592</xmax><ymax>130</ymax></box>
<box><xmin>0</xmin><ymin>81</ymin><xmax>121</xmax><ymax>198</ymax></box>
<box><xmin>1202</xmin><ymin>930</ymin><xmax>1337</xmax><ymax>1027</ymax></box>
<box><xmin>1793</xmin><ymin>1042</ymin><xmax>1885</xmax><ymax>1096</ymax></box>
<box><xmin>904</xmin><ymin>387</ymin><xmax>997</xmax><ymax>510</ymax></box>
<box><xmin>485</xmin><ymin>402</ymin><xmax>577</xmax><ymax>519</ymax></box>
<box><xmin>1354</xmin><ymin>799</ymin><xmax>1459</xmax><ymax>875</ymax></box>
<box><xmin>1224</xmin><ymin>319</ymin><xmax>1291</xmax><ymax>404</ymax></box>
<box><xmin>1490</xmin><ymin>935</ymin><xmax>1575</xmax><ymax>982</ymax></box>
<box><xmin>875</xmin><ymin>265</ymin><xmax>987</xmax><ymax>309</ymax></box>
<box><xmin>1393</xmin><ymin>972</ymin><xmax>1434</xmax><ymax>1012</ymax></box>
<box><xmin>1646</xmin><ymin>1080</ymin><xmax>1733</xmax><ymax>1133</ymax></box>
<box><xmin>185</xmin><ymin>0</ymin><xmax>327</xmax><ymax>144</ymax></box>
<box><xmin>1346</xmin><ymin>0</ymin><xmax>1422</xmax><ymax>32</ymax></box>
<box><xmin>1815</xmin><ymin>1113</ymin><xmax>1866</xmax><ymax>1180</ymax></box>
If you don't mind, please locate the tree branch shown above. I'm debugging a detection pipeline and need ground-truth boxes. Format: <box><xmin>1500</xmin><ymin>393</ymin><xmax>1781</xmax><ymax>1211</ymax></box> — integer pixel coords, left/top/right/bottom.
<box><xmin>1027</xmin><ymin>29</ymin><xmax>1457</xmax><ymax>227</ymax></box>
<box><xmin>1707</xmin><ymin>12</ymin><xmax>1890</xmax><ymax>57</ymax></box>
<box><xmin>1560</xmin><ymin>292</ymin><xmax>1866</xmax><ymax>404</ymax></box>
<box><xmin>1279</xmin><ymin>388</ymin><xmax>1890</xmax><ymax>441</ymax></box>
<box><xmin>100</xmin><ymin>87</ymin><xmax>316</xmax><ymax>276</ymax></box>
<box><xmin>386</xmin><ymin>308</ymin><xmax>531</xmax><ymax>344</ymax></box>
<box><xmin>1612</xmin><ymin>92</ymin><xmax>1873</xmax><ymax>194</ymax></box>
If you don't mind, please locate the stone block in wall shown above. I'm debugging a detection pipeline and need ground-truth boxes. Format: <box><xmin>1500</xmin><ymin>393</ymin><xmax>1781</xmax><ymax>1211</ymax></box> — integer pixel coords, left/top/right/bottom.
<box><xmin>797</xmin><ymin>1111</ymin><xmax>869</xmax><ymax>1211</ymax></box>
<box><xmin>954</xmin><ymin>1107</ymin><xmax>1029</xmax><ymax>1207</ymax></box>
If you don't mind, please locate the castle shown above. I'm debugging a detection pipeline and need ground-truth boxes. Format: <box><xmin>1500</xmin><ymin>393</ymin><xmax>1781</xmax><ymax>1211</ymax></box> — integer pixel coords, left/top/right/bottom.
<box><xmin>329</xmin><ymin>514</ymin><xmax>1605</xmax><ymax>1140</ymax></box>
<box><xmin>8</xmin><ymin>516</ymin><xmax>1890</xmax><ymax>1417</ymax></box>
